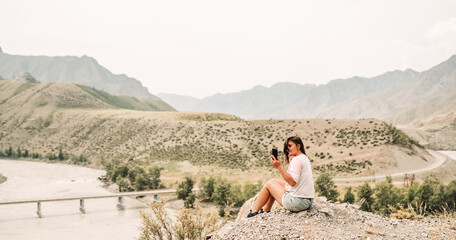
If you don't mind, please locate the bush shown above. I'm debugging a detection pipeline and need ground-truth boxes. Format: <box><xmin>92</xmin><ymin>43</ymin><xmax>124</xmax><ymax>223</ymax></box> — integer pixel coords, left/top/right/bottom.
<box><xmin>199</xmin><ymin>177</ymin><xmax>215</xmax><ymax>199</ymax></box>
<box><xmin>185</xmin><ymin>193</ymin><xmax>196</xmax><ymax>208</ymax></box>
<box><xmin>343</xmin><ymin>187</ymin><xmax>355</xmax><ymax>204</ymax></box>
<box><xmin>372</xmin><ymin>176</ymin><xmax>402</xmax><ymax>215</ymax></box>
<box><xmin>116</xmin><ymin>177</ymin><xmax>131</xmax><ymax>192</ymax></box>
<box><xmin>177</xmin><ymin>177</ymin><xmax>195</xmax><ymax>208</ymax></box>
<box><xmin>139</xmin><ymin>201</ymin><xmax>229</xmax><ymax>240</ymax></box>
<box><xmin>357</xmin><ymin>182</ymin><xmax>373</xmax><ymax>212</ymax></box>
<box><xmin>139</xmin><ymin>202</ymin><xmax>229</xmax><ymax>240</ymax></box>
<box><xmin>212</xmin><ymin>179</ymin><xmax>231</xmax><ymax>205</ymax></box>
<box><xmin>315</xmin><ymin>173</ymin><xmax>339</xmax><ymax>201</ymax></box>
<box><xmin>72</xmin><ymin>153</ymin><xmax>88</xmax><ymax>164</ymax></box>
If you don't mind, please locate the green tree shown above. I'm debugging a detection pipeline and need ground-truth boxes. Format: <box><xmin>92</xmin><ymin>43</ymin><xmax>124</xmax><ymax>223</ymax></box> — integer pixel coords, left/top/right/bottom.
<box><xmin>23</xmin><ymin>149</ymin><xmax>29</xmax><ymax>158</ymax></box>
<box><xmin>17</xmin><ymin>147</ymin><xmax>21</xmax><ymax>158</ymax></box>
<box><xmin>110</xmin><ymin>163</ymin><xmax>129</xmax><ymax>182</ymax></box>
<box><xmin>128</xmin><ymin>166</ymin><xmax>146</xmax><ymax>184</ymax></box>
<box><xmin>58</xmin><ymin>148</ymin><xmax>64</xmax><ymax>160</ymax></box>
<box><xmin>242</xmin><ymin>181</ymin><xmax>262</xmax><ymax>203</ymax></box>
<box><xmin>315</xmin><ymin>173</ymin><xmax>339</xmax><ymax>201</ymax></box>
<box><xmin>416</xmin><ymin>177</ymin><xmax>444</xmax><ymax>212</ymax></box>
<box><xmin>343</xmin><ymin>187</ymin><xmax>355</xmax><ymax>204</ymax></box>
<box><xmin>116</xmin><ymin>177</ymin><xmax>130</xmax><ymax>192</ymax></box>
<box><xmin>229</xmin><ymin>183</ymin><xmax>244</xmax><ymax>207</ymax></box>
<box><xmin>147</xmin><ymin>166</ymin><xmax>163</xmax><ymax>189</ymax></box>
<box><xmin>134</xmin><ymin>172</ymin><xmax>150</xmax><ymax>191</ymax></box>
<box><xmin>184</xmin><ymin>193</ymin><xmax>196</xmax><ymax>208</ymax></box>
<box><xmin>358</xmin><ymin>182</ymin><xmax>374</xmax><ymax>212</ymax></box>
<box><xmin>6</xmin><ymin>146</ymin><xmax>13</xmax><ymax>157</ymax></box>
<box><xmin>199</xmin><ymin>177</ymin><xmax>215</xmax><ymax>199</ymax></box>
<box><xmin>212</xmin><ymin>179</ymin><xmax>232</xmax><ymax>205</ymax></box>
<box><xmin>373</xmin><ymin>176</ymin><xmax>401</xmax><ymax>215</ymax></box>
<box><xmin>177</xmin><ymin>177</ymin><xmax>195</xmax><ymax>208</ymax></box>
<box><xmin>443</xmin><ymin>180</ymin><xmax>456</xmax><ymax>209</ymax></box>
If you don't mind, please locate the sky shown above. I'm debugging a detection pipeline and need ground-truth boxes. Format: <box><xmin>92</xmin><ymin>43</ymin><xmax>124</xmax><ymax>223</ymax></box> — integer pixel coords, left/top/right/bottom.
<box><xmin>1</xmin><ymin>0</ymin><xmax>456</xmax><ymax>99</ymax></box>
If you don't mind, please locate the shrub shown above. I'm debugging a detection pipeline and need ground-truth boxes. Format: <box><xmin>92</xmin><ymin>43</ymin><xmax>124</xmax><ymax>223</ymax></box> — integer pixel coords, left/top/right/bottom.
<box><xmin>358</xmin><ymin>182</ymin><xmax>373</xmax><ymax>212</ymax></box>
<box><xmin>343</xmin><ymin>187</ymin><xmax>355</xmax><ymax>204</ymax></box>
<box><xmin>315</xmin><ymin>173</ymin><xmax>339</xmax><ymax>201</ymax></box>
<box><xmin>139</xmin><ymin>201</ymin><xmax>228</xmax><ymax>240</ymax></box>
<box><xmin>177</xmin><ymin>177</ymin><xmax>195</xmax><ymax>208</ymax></box>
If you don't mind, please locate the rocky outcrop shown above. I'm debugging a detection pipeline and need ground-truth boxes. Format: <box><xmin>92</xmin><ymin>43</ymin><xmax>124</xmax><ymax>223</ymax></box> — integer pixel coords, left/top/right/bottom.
<box><xmin>12</xmin><ymin>72</ymin><xmax>39</xmax><ymax>83</ymax></box>
<box><xmin>209</xmin><ymin>197</ymin><xmax>456</xmax><ymax>239</ymax></box>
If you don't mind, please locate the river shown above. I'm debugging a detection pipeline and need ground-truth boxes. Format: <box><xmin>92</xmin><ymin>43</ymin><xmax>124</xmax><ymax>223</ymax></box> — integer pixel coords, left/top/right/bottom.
<box><xmin>0</xmin><ymin>160</ymin><xmax>147</xmax><ymax>240</ymax></box>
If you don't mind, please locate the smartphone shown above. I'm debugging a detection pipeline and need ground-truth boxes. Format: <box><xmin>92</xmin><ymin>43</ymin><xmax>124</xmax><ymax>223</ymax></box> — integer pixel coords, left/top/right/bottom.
<box><xmin>272</xmin><ymin>147</ymin><xmax>278</xmax><ymax>159</ymax></box>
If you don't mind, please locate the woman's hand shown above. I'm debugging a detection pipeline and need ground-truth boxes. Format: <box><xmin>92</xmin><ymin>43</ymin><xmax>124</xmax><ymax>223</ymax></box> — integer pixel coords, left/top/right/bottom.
<box><xmin>270</xmin><ymin>155</ymin><xmax>282</xmax><ymax>169</ymax></box>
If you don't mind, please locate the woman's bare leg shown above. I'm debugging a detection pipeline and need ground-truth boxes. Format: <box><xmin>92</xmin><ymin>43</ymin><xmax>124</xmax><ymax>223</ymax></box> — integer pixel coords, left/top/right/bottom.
<box><xmin>252</xmin><ymin>178</ymin><xmax>287</xmax><ymax>213</ymax></box>
<box><xmin>263</xmin><ymin>179</ymin><xmax>286</xmax><ymax>212</ymax></box>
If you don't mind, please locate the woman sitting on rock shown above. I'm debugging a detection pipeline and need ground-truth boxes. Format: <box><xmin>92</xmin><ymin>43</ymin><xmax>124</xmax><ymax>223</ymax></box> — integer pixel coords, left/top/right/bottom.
<box><xmin>247</xmin><ymin>136</ymin><xmax>314</xmax><ymax>217</ymax></box>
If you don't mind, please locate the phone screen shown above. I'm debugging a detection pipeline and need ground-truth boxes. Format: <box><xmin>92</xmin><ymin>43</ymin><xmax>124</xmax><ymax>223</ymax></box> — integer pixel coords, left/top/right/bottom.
<box><xmin>272</xmin><ymin>147</ymin><xmax>278</xmax><ymax>159</ymax></box>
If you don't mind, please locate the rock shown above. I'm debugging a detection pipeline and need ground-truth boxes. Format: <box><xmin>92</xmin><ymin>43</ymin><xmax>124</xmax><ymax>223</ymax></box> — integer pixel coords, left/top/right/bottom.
<box><xmin>12</xmin><ymin>72</ymin><xmax>39</xmax><ymax>83</ymax></box>
<box><xmin>319</xmin><ymin>207</ymin><xmax>334</xmax><ymax>216</ymax></box>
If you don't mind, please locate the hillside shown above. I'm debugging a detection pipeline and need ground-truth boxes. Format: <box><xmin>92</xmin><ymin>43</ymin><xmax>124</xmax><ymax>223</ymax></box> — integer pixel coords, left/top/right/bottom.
<box><xmin>0</xmin><ymin>80</ymin><xmax>439</xmax><ymax>181</ymax></box>
<box><xmin>0</xmin><ymin>48</ymin><xmax>154</xmax><ymax>98</ymax></box>
<box><xmin>0</xmin><ymin>78</ymin><xmax>174</xmax><ymax>117</ymax></box>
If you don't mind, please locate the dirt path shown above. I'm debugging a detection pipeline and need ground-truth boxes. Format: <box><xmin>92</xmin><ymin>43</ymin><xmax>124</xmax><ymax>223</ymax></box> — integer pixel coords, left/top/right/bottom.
<box><xmin>333</xmin><ymin>150</ymin><xmax>451</xmax><ymax>183</ymax></box>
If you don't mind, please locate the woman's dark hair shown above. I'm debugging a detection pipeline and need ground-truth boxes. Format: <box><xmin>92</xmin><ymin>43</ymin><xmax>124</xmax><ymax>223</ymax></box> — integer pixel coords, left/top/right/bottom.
<box><xmin>283</xmin><ymin>136</ymin><xmax>306</xmax><ymax>163</ymax></box>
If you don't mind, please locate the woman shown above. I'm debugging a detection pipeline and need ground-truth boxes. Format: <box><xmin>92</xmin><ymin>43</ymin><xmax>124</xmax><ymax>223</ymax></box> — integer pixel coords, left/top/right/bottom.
<box><xmin>247</xmin><ymin>136</ymin><xmax>314</xmax><ymax>217</ymax></box>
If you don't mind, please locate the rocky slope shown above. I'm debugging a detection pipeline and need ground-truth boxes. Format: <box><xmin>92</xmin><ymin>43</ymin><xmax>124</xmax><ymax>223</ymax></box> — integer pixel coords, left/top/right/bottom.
<box><xmin>209</xmin><ymin>197</ymin><xmax>456</xmax><ymax>239</ymax></box>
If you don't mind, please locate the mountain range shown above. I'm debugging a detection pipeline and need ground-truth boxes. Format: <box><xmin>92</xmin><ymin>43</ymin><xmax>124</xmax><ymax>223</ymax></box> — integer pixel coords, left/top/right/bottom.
<box><xmin>0</xmin><ymin>47</ymin><xmax>153</xmax><ymax>98</ymax></box>
<box><xmin>159</xmin><ymin>55</ymin><xmax>456</xmax><ymax>123</ymax></box>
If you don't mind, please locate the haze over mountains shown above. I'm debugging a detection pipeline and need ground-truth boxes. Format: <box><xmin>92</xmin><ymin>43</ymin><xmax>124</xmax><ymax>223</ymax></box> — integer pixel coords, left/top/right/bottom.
<box><xmin>0</xmin><ymin>47</ymin><xmax>153</xmax><ymax>98</ymax></box>
<box><xmin>159</xmin><ymin>55</ymin><xmax>456</xmax><ymax>124</ymax></box>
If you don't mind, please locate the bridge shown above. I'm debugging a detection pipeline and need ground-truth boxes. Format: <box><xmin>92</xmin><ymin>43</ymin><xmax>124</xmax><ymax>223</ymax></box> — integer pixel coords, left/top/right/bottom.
<box><xmin>0</xmin><ymin>189</ymin><xmax>176</xmax><ymax>218</ymax></box>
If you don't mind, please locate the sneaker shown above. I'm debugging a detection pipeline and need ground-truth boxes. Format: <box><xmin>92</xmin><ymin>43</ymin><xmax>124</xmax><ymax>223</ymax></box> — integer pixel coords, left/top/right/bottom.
<box><xmin>247</xmin><ymin>210</ymin><xmax>259</xmax><ymax>218</ymax></box>
<box><xmin>259</xmin><ymin>208</ymin><xmax>270</xmax><ymax>214</ymax></box>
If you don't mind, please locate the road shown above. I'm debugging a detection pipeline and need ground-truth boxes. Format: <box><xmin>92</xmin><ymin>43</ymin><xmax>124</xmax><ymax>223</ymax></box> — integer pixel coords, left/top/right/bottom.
<box><xmin>333</xmin><ymin>150</ymin><xmax>453</xmax><ymax>183</ymax></box>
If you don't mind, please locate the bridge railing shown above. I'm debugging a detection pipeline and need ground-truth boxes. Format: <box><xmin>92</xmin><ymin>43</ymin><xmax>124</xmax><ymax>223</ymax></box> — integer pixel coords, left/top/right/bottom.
<box><xmin>0</xmin><ymin>189</ymin><xmax>176</xmax><ymax>218</ymax></box>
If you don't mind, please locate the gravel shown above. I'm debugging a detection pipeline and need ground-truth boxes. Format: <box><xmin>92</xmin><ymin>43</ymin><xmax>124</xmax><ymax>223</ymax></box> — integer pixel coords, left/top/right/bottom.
<box><xmin>208</xmin><ymin>197</ymin><xmax>456</xmax><ymax>240</ymax></box>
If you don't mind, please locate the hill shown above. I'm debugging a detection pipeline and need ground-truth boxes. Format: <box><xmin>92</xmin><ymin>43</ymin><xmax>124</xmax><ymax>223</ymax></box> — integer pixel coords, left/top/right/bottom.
<box><xmin>0</xmin><ymin>48</ymin><xmax>153</xmax><ymax>98</ymax></box>
<box><xmin>0</xmin><ymin>77</ymin><xmax>174</xmax><ymax>116</ymax></box>
<box><xmin>0</xmin><ymin>80</ymin><xmax>441</xmax><ymax>181</ymax></box>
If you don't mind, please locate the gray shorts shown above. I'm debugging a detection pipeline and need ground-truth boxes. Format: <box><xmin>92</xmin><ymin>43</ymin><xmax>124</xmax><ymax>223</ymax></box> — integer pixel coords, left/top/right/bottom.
<box><xmin>282</xmin><ymin>192</ymin><xmax>313</xmax><ymax>212</ymax></box>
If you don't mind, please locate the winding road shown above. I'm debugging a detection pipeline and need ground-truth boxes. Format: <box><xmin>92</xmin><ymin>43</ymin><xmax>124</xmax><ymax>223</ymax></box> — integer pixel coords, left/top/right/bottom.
<box><xmin>333</xmin><ymin>150</ymin><xmax>453</xmax><ymax>183</ymax></box>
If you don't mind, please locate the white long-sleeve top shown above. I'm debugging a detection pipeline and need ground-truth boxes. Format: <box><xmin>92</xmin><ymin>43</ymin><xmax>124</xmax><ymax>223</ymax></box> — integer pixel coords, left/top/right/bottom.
<box><xmin>285</xmin><ymin>153</ymin><xmax>315</xmax><ymax>198</ymax></box>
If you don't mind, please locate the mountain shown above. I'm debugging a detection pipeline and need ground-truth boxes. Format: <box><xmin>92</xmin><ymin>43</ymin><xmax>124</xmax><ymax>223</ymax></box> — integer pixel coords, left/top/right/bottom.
<box><xmin>159</xmin><ymin>70</ymin><xmax>418</xmax><ymax>119</ymax></box>
<box><xmin>0</xmin><ymin>48</ymin><xmax>153</xmax><ymax>98</ymax></box>
<box><xmin>320</xmin><ymin>55</ymin><xmax>456</xmax><ymax>120</ymax></box>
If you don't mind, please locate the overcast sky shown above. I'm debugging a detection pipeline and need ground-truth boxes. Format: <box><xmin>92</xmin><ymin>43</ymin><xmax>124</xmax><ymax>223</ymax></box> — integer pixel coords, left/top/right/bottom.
<box><xmin>1</xmin><ymin>1</ymin><xmax>456</xmax><ymax>98</ymax></box>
